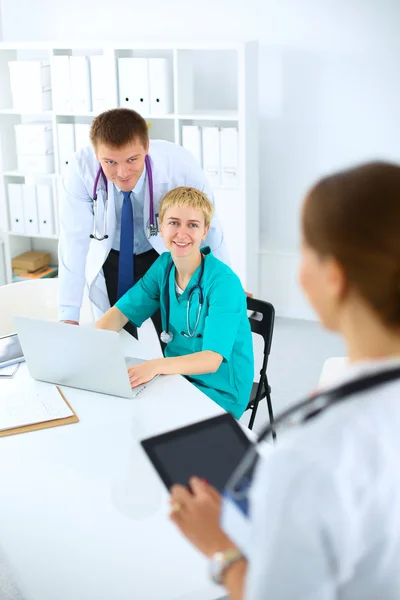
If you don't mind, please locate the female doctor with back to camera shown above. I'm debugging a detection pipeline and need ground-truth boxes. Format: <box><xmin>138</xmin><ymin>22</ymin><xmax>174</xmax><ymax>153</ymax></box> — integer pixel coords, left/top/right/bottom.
<box><xmin>168</xmin><ymin>161</ymin><xmax>400</xmax><ymax>599</ymax></box>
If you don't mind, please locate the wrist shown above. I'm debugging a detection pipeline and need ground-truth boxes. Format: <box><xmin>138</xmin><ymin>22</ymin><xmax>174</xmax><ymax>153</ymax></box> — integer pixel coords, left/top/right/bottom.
<box><xmin>205</xmin><ymin>536</ymin><xmax>237</xmax><ymax>559</ymax></box>
<box><xmin>152</xmin><ymin>357</ymin><xmax>166</xmax><ymax>375</ymax></box>
<box><xmin>209</xmin><ymin>547</ymin><xmax>245</xmax><ymax>586</ymax></box>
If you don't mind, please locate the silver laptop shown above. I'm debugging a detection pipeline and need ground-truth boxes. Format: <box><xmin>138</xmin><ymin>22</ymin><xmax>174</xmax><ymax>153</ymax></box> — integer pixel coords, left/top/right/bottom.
<box><xmin>13</xmin><ymin>316</ymin><xmax>154</xmax><ymax>398</ymax></box>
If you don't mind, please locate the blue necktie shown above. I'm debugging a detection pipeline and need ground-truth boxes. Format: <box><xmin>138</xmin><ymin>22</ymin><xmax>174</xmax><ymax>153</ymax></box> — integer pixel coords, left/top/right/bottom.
<box><xmin>118</xmin><ymin>191</ymin><xmax>134</xmax><ymax>299</ymax></box>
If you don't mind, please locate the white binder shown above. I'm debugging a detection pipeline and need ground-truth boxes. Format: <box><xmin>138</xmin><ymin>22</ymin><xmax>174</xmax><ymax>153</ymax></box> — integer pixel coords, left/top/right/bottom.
<box><xmin>70</xmin><ymin>56</ymin><xmax>91</xmax><ymax>113</ymax></box>
<box><xmin>8</xmin><ymin>184</ymin><xmax>25</xmax><ymax>234</ymax></box>
<box><xmin>57</xmin><ymin>124</ymin><xmax>76</xmax><ymax>175</ymax></box>
<box><xmin>90</xmin><ymin>55</ymin><xmax>107</xmax><ymax>114</ymax></box>
<box><xmin>15</xmin><ymin>124</ymin><xmax>53</xmax><ymax>156</ymax></box>
<box><xmin>51</xmin><ymin>56</ymin><xmax>72</xmax><ymax>113</ymax></box>
<box><xmin>17</xmin><ymin>154</ymin><xmax>55</xmax><ymax>175</ymax></box>
<box><xmin>22</xmin><ymin>184</ymin><xmax>39</xmax><ymax>235</ymax></box>
<box><xmin>148</xmin><ymin>58</ymin><xmax>172</xmax><ymax>115</ymax></box>
<box><xmin>118</xmin><ymin>57</ymin><xmax>149</xmax><ymax>114</ymax></box>
<box><xmin>202</xmin><ymin>127</ymin><xmax>221</xmax><ymax>187</ymax></box>
<box><xmin>10</xmin><ymin>60</ymin><xmax>51</xmax><ymax>90</ymax></box>
<box><xmin>220</xmin><ymin>127</ymin><xmax>239</xmax><ymax>187</ymax></box>
<box><xmin>182</xmin><ymin>125</ymin><xmax>202</xmax><ymax>166</ymax></box>
<box><xmin>74</xmin><ymin>123</ymin><xmax>91</xmax><ymax>151</ymax></box>
<box><xmin>8</xmin><ymin>61</ymin><xmax>51</xmax><ymax>112</ymax></box>
<box><xmin>36</xmin><ymin>185</ymin><xmax>54</xmax><ymax>236</ymax></box>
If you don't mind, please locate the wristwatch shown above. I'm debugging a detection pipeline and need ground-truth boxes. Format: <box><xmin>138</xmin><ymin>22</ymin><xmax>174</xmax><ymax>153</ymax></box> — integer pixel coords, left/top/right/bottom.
<box><xmin>209</xmin><ymin>548</ymin><xmax>243</xmax><ymax>585</ymax></box>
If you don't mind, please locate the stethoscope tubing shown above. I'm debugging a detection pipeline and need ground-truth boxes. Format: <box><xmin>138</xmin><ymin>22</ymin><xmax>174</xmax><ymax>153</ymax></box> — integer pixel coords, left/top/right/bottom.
<box><xmin>162</xmin><ymin>254</ymin><xmax>205</xmax><ymax>342</ymax></box>
<box><xmin>90</xmin><ymin>155</ymin><xmax>156</xmax><ymax>241</ymax></box>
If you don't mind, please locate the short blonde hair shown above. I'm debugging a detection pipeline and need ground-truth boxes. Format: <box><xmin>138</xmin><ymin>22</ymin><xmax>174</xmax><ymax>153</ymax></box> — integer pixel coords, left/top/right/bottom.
<box><xmin>159</xmin><ymin>187</ymin><xmax>214</xmax><ymax>227</ymax></box>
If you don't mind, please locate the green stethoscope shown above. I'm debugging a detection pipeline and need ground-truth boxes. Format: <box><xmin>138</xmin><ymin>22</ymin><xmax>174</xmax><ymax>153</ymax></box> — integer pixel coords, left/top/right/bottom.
<box><xmin>160</xmin><ymin>253</ymin><xmax>205</xmax><ymax>344</ymax></box>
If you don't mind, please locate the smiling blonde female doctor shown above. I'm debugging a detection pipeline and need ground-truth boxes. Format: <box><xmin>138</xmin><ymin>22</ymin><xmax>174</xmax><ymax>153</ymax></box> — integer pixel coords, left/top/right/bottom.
<box><xmin>58</xmin><ymin>108</ymin><xmax>228</xmax><ymax>338</ymax></box>
<box><xmin>95</xmin><ymin>187</ymin><xmax>253</xmax><ymax>418</ymax></box>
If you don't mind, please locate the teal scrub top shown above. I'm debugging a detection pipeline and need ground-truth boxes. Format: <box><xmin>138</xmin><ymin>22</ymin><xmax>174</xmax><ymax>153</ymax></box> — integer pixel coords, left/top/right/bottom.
<box><xmin>115</xmin><ymin>247</ymin><xmax>254</xmax><ymax>419</ymax></box>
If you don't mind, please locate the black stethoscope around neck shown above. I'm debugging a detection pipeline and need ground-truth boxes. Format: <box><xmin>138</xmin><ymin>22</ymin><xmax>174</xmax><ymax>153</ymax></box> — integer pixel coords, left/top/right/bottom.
<box><xmin>224</xmin><ymin>364</ymin><xmax>400</xmax><ymax>517</ymax></box>
<box><xmin>160</xmin><ymin>253</ymin><xmax>205</xmax><ymax>344</ymax></box>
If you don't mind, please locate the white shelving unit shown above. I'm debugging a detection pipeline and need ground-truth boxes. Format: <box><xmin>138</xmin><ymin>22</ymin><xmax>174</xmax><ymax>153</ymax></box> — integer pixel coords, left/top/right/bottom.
<box><xmin>0</xmin><ymin>41</ymin><xmax>259</xmax><ymax>293</ymax></box>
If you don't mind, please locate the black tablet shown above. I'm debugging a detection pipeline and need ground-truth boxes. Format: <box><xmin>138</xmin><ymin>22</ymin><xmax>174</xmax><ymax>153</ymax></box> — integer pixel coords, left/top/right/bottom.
<box><xmin>141</xmin><ymin>413</ymin><xmax>251</xmax><ymax>492</ymax></box>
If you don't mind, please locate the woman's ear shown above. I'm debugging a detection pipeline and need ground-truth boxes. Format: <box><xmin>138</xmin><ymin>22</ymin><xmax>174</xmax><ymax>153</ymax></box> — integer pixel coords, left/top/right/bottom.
<box><xmin>202</xmin><ymin>225</ymin><xmax>210</xmax><ymax>240</ymax></box>
<box><xmin>327</xmin><ymin>257</ymin><xmax>347</xmax><ymax>301</ymax></box>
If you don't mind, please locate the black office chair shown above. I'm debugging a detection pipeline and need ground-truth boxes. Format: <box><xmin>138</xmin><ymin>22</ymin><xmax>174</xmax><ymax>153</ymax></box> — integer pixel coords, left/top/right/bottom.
<box><xmin>246</xmin><ymin>297</ymin><xmax>276</xmax><ymax>437</ymax></box>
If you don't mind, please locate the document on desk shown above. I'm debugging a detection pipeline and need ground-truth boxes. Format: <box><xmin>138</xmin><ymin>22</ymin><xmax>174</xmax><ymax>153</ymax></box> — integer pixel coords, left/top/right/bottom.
<box><xmin>0</xmin><ymin>381</ymin><xmax>73</xmax><ymax>432</ymax></box>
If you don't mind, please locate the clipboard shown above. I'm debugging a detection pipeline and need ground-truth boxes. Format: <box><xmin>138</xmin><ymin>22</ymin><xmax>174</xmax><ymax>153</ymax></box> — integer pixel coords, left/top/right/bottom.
<box><xmin>0</xmin><ymin>386</ymin><xmax>79</xmax><ymax>438</ymax></box>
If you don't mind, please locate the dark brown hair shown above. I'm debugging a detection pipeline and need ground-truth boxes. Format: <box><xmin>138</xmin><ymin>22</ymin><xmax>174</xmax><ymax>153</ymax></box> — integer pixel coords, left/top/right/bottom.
<box><xmin>90</xmin><ymin>108</ymin><xmax>149</xmax><ymax>149</ymax></box>
<box><xmin>302</xmin><ymin>161</ymin><xmax>400</xmax><ymax>326</ymax></box>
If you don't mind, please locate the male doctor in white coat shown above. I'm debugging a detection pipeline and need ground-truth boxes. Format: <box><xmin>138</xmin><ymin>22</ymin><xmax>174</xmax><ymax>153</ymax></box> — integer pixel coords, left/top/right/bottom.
<box><xmin>58</xmin><ymin>108</ymin><xmax>229</xmax><ymax>338</ymax></box>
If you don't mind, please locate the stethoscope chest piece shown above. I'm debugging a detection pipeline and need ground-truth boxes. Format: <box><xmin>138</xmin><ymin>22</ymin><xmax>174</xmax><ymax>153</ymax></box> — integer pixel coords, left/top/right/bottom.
<box><xmin>160</xmin><ymin>330</ymin><xmax>174</xmax><ymax>344</ymax></box>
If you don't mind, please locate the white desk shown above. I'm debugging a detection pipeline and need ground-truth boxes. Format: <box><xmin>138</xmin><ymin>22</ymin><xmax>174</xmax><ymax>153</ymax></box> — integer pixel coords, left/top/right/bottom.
<box><xmin>0</xmin><ymin>331</ymin><xmax>226</xmax><ymax>600</ymax></box>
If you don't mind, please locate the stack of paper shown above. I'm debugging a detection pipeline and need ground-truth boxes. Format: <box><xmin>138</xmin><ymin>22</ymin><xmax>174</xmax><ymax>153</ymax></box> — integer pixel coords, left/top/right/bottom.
<box><xmin>0</xmin><ymin>380</ymin><xmax>73</xmax><ymax>433</ymax></box>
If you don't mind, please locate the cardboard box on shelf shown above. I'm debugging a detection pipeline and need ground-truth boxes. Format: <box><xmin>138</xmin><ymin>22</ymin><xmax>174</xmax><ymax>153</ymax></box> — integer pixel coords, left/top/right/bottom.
<box><xmin>11</xmin><ymin>251</ymin><xmax>51</xmax><ymax>273</ymax></box>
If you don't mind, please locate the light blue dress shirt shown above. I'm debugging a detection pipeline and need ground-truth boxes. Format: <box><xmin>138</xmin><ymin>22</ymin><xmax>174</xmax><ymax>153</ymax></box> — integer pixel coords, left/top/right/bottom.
<box><xmin>112</xmin><ymin>164</ymin><xmax>153</xmax><ymax>255</ymax></box>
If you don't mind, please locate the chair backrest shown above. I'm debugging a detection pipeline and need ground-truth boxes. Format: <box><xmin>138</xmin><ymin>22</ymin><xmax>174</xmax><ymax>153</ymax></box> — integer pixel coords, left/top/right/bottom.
<box><xmin>247</xmin><ymin>296</ymin><xmax>275</xmax><ymax>358</ymax></box>
<box><xmin>0</xmin><ymin>278</ymin><xmax>94</xmax><ymax>336</ymax></box>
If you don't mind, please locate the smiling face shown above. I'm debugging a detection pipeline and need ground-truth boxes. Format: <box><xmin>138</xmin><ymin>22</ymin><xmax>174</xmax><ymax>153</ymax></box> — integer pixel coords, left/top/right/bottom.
<box><xmin>160</xmin><ymin>205</ymin><xmax>210</xmax><ymax>259</ymax></box>
<box><xmin>95</xmin><ymin>138</ymin><xmax>149</xmax><ymax>192</ymax></box>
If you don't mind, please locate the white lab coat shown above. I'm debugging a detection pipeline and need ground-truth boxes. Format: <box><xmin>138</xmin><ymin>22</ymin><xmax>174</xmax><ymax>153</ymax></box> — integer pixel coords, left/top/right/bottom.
<box><xmin>58</xmin><ymin>140</ymin><xmax>229</xmax><ymax>320</ymax></box>
<box><xmin>241</xmin><ymin>358</ymin><xmax>400</xmax><ymax>600</ymax></box>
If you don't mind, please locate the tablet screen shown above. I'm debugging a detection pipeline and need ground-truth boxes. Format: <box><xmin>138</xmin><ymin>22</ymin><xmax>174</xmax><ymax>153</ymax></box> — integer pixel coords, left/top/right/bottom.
<box><xmin>0</xmin><ymin>334</ymin><xmax>24</xmax><ymax>366</ymax></box>
<box><xmin>141</xmin><ymin>413</ymin><xmax>251</xmax><ymax>492</ymax></box>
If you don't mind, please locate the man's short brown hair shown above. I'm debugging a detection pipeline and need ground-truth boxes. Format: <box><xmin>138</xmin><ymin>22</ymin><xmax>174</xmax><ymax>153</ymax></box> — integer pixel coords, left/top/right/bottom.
<box><xmin>90</xmin><ymin>108</ymin><xmax>149</xmax><ymax>149</ymax></box>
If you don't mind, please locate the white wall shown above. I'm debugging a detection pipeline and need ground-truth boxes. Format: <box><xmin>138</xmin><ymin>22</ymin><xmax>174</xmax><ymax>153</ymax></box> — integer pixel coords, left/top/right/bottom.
<box><xmin>1</xmin><ymin>0</ymin><xmax>400</xmax><ymax>318</ymax></box>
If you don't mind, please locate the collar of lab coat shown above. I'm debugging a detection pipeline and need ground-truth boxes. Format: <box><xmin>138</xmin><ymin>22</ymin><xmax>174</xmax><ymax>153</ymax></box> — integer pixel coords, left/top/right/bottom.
<box><xmin>147</xmin><ymin>140</ymin><xmax>169</xmax><ymax>185</ymax></box>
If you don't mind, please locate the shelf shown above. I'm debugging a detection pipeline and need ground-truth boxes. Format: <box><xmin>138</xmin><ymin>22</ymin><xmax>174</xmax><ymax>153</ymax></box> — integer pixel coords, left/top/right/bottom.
<box><xmin>141</xmin><ymin>113</ymin><xmax>176</xmax><ymax>120</ymax></box>
<box><xmin>55</xmin><ymin>111</ymin><xmax>96</xmax><ymax>118</ymax></box>
<box><xmin>177</xmin><ymin>111</ymin><xmax>238</xmax><ymax>121</ymax></box>
<box><xmin>0</xmin><ymin>41</ymin><xmax>249</xmax><ymax>52</ymax></box>
<box><xmin>0</xmin><ymin>108</ymin><xmax>238</xmax><ymax>120</ymax></box>
<box><xmin>0</xmin><ymin>108</ymin><xmax>53</xmax><ymax>116</ymax></box>
<box><xmin>7</xmin><ymin>231</ymin><xmax>58</xmax><ymax>240</ymax></box>
<box><xmin>2</xmin><ymin>171</ymin><xmax>58</xmax><ymax>179</ymax></box>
